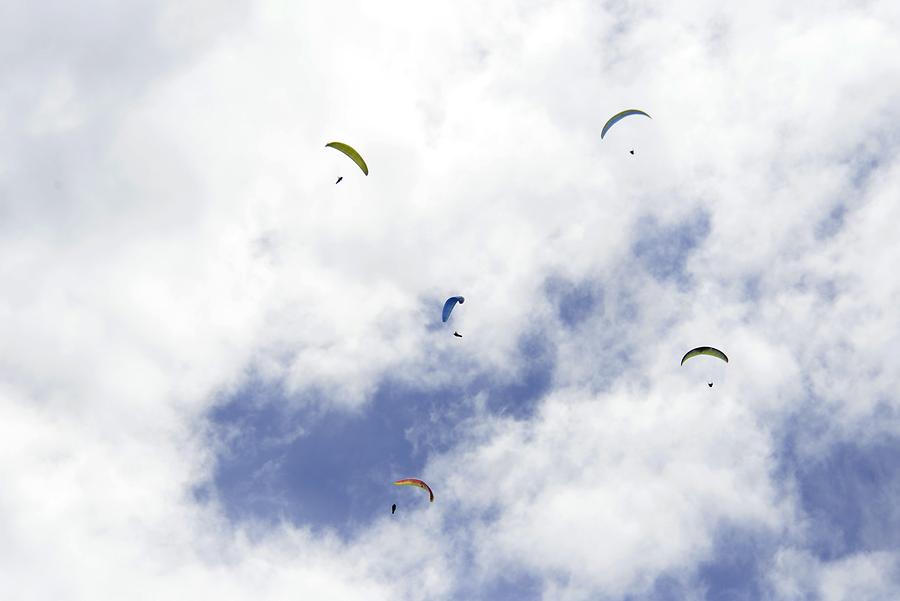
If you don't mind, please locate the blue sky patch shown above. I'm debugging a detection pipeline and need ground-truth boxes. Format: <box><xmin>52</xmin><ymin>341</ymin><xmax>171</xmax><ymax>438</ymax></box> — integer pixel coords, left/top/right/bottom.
<box><xmin>814</xmin><ymin>204</ymin><xmax>846</xmax><ymax>241</ymax></box>
<box><xmin>206</xmin><ymin>329</ymin><xmax>557</xmax><ymax>533</ymax></box>
<box><xmin>796</xmin><ymin>436</ymin><xmax>900</xmax><ymax>561</ymax></box>
<box><xmin>695</xmin><ymin>526</ymin><xmax>771</xmax><ymax>601</ymax></box>
<box><xmin>625</xmin><ymin>574</ymin><xmax>690</xmax><ymax>601</ymax></box>
<box><xmin>631</xmin><ymin>210</ymin><xmax>711</xmax><ymax>288</ymax></box>
<box><xmin>544</xmin><ymin>275</ymin><xmax>604</xmax><ymax>329</ymax></box>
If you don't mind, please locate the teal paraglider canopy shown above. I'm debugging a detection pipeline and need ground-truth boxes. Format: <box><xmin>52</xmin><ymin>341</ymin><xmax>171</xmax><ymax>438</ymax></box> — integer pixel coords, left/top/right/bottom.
<box><xmin>601</xmin><ymin>109</ymin><xmax>651</xmax><ymax>139</ymax></box>
<box><xmin>442</xmin><ymin>296</ymin><xmax>464</xmax><ymax>322</ymax></box>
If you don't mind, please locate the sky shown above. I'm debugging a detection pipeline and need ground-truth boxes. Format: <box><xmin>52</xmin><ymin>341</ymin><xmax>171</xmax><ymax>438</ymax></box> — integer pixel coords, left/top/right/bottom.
<box><xmin>2</xmin><ymin>1</ymin><xmax>900</xmax><ymax>599</ymax></box>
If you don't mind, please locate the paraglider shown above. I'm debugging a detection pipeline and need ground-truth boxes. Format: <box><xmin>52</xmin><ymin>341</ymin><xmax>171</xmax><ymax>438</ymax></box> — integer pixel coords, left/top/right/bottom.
<box><xmin>393</xmin><ymin>478</ymin><xmax>434</xmax><ymax>503</ymax></box>
<box><xmin>391</xmin><ymin>503</ymin><xmax>397</xmax><ymax>515</ymax></box>
<box><xmin>629</xmin><ymin>150</ymin><xmax>635</xmax><ymax>155</ymax></box>
<box><xmin>681</xmin><ymin>347</ymin><xmax>728</xmax><ymax>387</ymax></box>
<box><xmin>325</xmin><ymin>142</ymin><xmax>369</xmax><ymax>176</ymax></box>
<box><xmin>453</xmin><ymin>331</ymin><xmax>462</xmax><ymax>338</ymax></box>
<box><xmin>601</xmin><ymin>109</ymin><xmax>651</xmax><ymax>139</ymax></box>
<box><xmin>442</xmin><ymin>296</ymin><xmax>464</xmax><ymax>323</ymax></box>
<box><xmin>335</xmin><ymin>176</ymin><xmax>343</xmax><ymax>184</ymax></box>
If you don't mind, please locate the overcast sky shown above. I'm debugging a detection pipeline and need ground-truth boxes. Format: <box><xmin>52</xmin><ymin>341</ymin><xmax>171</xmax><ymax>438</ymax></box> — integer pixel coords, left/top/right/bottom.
<box><xmin>3</xmin><ymin>1</ymin><xmax>900</xmax><ymax>600</ymax></box>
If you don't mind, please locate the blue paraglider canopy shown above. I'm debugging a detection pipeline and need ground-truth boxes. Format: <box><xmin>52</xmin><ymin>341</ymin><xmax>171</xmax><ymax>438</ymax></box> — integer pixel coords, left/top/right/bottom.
<box><xmin>442</xmin><ymin>296</ymin><xmax>465</xmax><ymax>322</ymax></box>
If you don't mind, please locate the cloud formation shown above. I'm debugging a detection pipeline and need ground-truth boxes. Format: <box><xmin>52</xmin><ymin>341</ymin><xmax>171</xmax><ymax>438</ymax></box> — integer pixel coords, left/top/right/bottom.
<box><xmin>2</xmin><ymin>1</ymin><xmax>900</xmax><ymax>599</ymax></box>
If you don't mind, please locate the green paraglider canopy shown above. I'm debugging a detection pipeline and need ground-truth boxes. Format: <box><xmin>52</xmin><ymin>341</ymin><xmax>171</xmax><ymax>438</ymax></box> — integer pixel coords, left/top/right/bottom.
<box><xmin>681</xmin><ymin>346</ymin><xmax>728</xmax><ymax>366</ymax></box>
<box><xmin>326</xmin><ymin>142</ymin><xmax>369</xmax><ymax>175</ymax></box>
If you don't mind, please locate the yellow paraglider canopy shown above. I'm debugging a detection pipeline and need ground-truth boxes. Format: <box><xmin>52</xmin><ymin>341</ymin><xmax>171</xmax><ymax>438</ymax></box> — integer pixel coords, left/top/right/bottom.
<box><xmin>680</xmin><ymin>346</ymin><xmax>728</xmax><ymax>366</ymax></box>
<box><xmin>326</xmin><ymin>142</ymin><xmax>368</xmax><ymax>175</ymax></box>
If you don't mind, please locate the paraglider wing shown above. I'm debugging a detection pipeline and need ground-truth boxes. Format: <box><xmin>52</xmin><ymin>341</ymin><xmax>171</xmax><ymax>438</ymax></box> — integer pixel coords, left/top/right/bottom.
<box><xmin>393</xmin><ymin>478</ymin><xmax>434</xmax><ymax>502</ymax></box>
<box><xmin>601</xmin><ymin>109</ymin><xmax>651</xmax><ymax>139</ymax></box>
<box><xmin>681</xmin><ymin>346</ymin><xmax>729</xmax><ymax>366</ymax></box>
<box><xmin>442</xmin><ymin>296</ymin><xmax>465</xmax><ymax>323</ymax></box>
<box><xmin>325</xmin><ymin>142</ymin><xmax>369</xmax><ymax>175</ymax></box>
